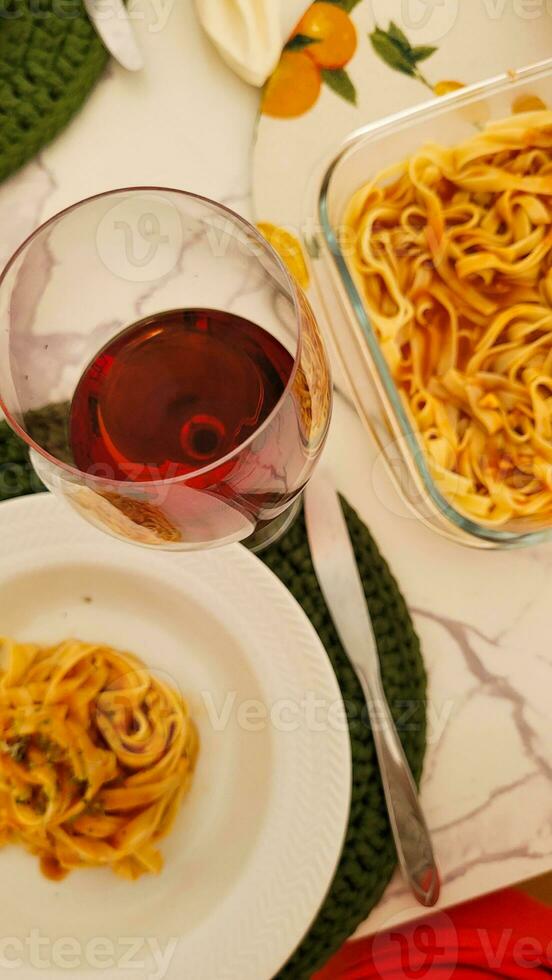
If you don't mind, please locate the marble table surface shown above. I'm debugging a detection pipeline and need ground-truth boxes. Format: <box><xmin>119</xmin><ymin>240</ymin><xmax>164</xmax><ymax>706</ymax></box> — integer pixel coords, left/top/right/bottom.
<box><xmin>1</xmin><ymin>0</ymin><xmax>550</xmax><ymax>942</ymax></box>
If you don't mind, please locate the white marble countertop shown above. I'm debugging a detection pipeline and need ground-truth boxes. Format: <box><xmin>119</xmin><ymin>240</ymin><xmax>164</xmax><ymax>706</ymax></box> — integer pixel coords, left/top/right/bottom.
<box><xmin>1</xmin><ymin>0</ymin><xmax>550</xmax><ymax>944</ymax></box>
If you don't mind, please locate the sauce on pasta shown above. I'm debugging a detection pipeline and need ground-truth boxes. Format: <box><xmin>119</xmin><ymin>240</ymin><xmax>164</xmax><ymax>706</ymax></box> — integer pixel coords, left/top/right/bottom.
<box><xmin>0</xmin><ymin>637</ymin><xmax>198</xmax><ymax>880</ymax></box>
<box><xmin>344</xmin><ymin>110</ymin><xmax>552</xmax><ymax>525</ymax></box>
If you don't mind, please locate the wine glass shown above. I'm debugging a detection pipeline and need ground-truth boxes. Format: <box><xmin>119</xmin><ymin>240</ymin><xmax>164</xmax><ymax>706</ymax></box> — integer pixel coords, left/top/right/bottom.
<box><xmin>0</xmin><ymin>188</ymin><xmax>332</xmax><ymax>551</ymax></box>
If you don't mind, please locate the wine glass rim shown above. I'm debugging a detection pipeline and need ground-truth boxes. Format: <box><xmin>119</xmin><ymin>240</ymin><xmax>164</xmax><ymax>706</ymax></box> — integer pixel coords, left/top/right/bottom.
<box><xmin>0</xmin><ymin>185</ymin><xmax>308</xmax><ymax>489</ymax></box>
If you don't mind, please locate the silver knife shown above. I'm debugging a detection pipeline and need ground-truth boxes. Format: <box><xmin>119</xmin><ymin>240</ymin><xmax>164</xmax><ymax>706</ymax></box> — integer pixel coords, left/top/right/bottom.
<box><xmin>305</xmin><ymin>472</ymin><xmax>440</xmax><ymax>908</ymax></box>
<box><xmin>84</xmin><ymin>0</ymin><xmax>144</xmax><ymax>71</ymax></box>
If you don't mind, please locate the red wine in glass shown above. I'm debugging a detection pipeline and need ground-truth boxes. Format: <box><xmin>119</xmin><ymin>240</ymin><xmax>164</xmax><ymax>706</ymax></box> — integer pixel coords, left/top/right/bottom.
<box><xmin>1</xmin><ymin>189</ymin><xmax>331</xmax><ymax>552</ymax></box>
<box><xmin>70</xmin><ymin>308</ymin><xmax>294</xmax><ymax>484</ymax></box>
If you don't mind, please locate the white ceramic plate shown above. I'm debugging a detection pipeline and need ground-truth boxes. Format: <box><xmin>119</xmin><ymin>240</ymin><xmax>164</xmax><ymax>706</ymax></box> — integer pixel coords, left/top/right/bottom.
<box><xmin>0</xmin><ymin>494</ymin><xmax>351</xmax><ymax>980</ymax></box>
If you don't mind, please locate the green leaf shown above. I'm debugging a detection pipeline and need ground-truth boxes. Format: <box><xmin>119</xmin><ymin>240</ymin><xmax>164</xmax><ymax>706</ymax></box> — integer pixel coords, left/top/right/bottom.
<box><xmin>410</xmin><ymin>45</ymin><xmax>437</xmax><ymax>63</ymax></box>
<box><xmin>322</xmin><ymin>68</ymin><xmax>357</xmax><ymax>105</ymax></box>
<box><xmin>388</xmin><ymin>21</ymin><xmax>412</xmax><ymax>54</ymax></box>
<box><xmin>284</xmin><ymin>33</ymin><xmax>320</xmax><ymax>52</ymax></box>
<box><xmin>369</xmin><ymin>28</ymin><xmax>416</xmax><ymax>76</ymax></box>
<box><xmin>305</xmin><ymin>235</ymin><xmax>321</xmax><ymax>260</ymax></box>
<box><xmin>317</xmin><ymin>0</ymin><xmax>362</xmax><ymax>11</ymax></box>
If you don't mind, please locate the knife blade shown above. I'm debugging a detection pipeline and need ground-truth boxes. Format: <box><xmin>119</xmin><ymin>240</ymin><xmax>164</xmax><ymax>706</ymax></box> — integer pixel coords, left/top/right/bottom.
<box><xmin>305</xmin><ymin>471</ymin><xmax>440</xmax><ymax>908</ymax></box>
<box><xmin>84</xmin><ymin>0</ymin><xmax>144</xmax><ymax>71</ymax></box>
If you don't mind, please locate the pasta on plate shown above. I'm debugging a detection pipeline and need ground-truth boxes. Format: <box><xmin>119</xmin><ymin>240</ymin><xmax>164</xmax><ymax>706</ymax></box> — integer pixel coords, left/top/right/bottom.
<box><xmin>0</xmin><ymin>637</ymin><xmax>198</xmax><ymax>881</ymax></box>
<box><xmin>344</xmin><ymin>110</ymin><xmax>552</xmax><ymax>525</ymax></box>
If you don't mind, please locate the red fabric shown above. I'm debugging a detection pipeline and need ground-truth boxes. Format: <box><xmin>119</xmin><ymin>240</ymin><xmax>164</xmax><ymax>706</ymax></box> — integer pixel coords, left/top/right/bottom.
<box><xmin>314</xmin><ymin>890</ymin><xmax>552</xmax><ymax>979</ymax></box>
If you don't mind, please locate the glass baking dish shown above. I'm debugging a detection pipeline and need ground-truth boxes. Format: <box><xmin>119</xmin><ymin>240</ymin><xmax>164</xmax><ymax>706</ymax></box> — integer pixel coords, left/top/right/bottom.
<box><xmin>312</xmin><ymin>58</ymin><xmax>552</xmax><ymax>549</ymax></box>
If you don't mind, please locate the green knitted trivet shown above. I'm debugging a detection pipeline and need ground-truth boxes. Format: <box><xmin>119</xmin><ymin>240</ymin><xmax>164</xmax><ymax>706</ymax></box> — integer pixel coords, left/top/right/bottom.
<box><xmin>0</xmin><ymin>421</ymin><xmax>427</xmax><ymax>979</ymax></box>
<box><xmin>0</xmin><ymin>0</ymin><xmax>108</xmax><ymax>184</ymax></box>
<box><xmin>264</xmin><ymin>504</ymin><xmax>426</xmax><ymax>978</ymax></box>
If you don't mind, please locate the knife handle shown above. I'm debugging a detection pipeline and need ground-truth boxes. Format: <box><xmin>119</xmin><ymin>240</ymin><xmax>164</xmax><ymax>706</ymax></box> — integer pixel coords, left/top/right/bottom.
<box><xmin>356</xmin><ymin>669</ymin><xmax>441</xmax><ymax>907</ymax></box>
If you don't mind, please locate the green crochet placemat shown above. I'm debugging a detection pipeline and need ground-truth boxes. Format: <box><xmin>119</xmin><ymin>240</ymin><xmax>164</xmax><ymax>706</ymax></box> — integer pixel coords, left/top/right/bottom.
<box><xmin>0</xmin><ymin>420</ymin><xmax>427</xmax><ymax>980</ymax></box>
<box><xmin>0</xmin><ymin>0</ymin><xmax>108</xmax><ymax>184</ymax></box>
<box><xmin>266</xmin><ymin>504</ymin><xmax>426</xmax><ymax>979</ymax></box>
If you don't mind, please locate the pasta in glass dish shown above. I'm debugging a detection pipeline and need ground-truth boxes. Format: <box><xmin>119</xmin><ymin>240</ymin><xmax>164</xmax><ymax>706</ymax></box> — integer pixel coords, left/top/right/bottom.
<box><xmin>343</xmin><ymin>110</ymin><xmax>552</xmax><ymax>526</ymax></box>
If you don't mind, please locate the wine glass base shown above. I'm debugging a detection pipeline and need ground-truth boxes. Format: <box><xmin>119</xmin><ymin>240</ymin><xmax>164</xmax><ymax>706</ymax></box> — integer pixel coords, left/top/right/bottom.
<box><xmin>245</xmin><ymin>497</ymin><xmax>303</xmax><ymax>554</ymax></box>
